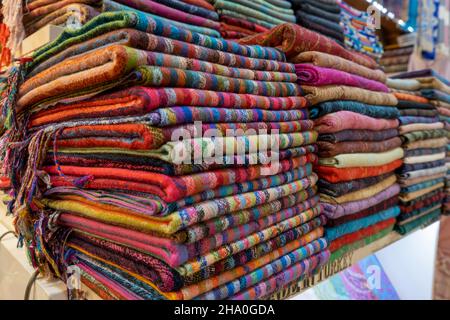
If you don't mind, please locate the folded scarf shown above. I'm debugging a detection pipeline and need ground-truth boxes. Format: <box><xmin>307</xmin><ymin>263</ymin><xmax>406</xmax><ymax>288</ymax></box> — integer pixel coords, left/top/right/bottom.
<box><xmin>19</xmin><ymin>45</ymin><xmax>299</xmax><ymax>111</ymax></box>
<box><xmin>399</xmin><ymin>122</ymin><xmax>444</xmax><ymax>134</ymax></box>
<box><xmin>318</xmin><ymin>128</ymin><xmax>398</xmax><ymax>143</ymax></box>
<box><xmin>326</xmin><ymin>196</ymin><xmax>399</xmax><ymax>227</ymax></box>
<box><xmin>387</xmin><ymin>78</ymin><xmax>422</xmax><ymax>91</ymax></box>
<box><xmin>321</xmin><ymin>175</ymin><xmax>397</xmax><ymax>204</ymax></box>
<box><xmin>318</xmin><ymin>172</ymin><xmax>393</xmax><ymax>197</ymax></box>
<box><xmin>317</xmin><ymin>137</ymin><xmax>402</xmax><ymax>157</ymax></box>
<box><xmin>310</xmin><ymin>101</ymin><xmax>398</xmax><ymax>119</ymax></box>
<box><xmin>54</xmin><ymin>131</ymin><xmax>316</xmax><ymax>166</ymax></box>
<box><xmin>295</xmin><ymin>65</ymin><xmax>388</xmax><ymax>92</ymax></box>
<box><xmin>399</xmin><ymin>200</ymin><xmax>444</xmax><ymax>224</ymax></box>
<box><xmin>329</xmin><ymin>219</ymin><xmax>395</xmax><ymax>256</ymax></box>
<box><xmin>396</xmin><ymin>208</ymin><xmax>441</xmax><ymax>234</ymax></box>
<box><xmin>291</xmin><ymin>51</ymin><xmax>385</xmax><ymax>83</ymax></box>
<box><xmin>399</xmin><ymin>108</ymin><xmax>438</xmax><ymax>117</ymax></box>
<box><xmin>398</xmin><ymin>165</ymin><xmax>447</xmax><ymax>179</ymax></box>
<box><xmin>422</xmin><ymin>89</ymin><xmax>450</xmax><ymax>104</ymax></box>
<box><xmin>404</xmin><ymin>137</ymin><xmax>448</xmax><ymax>150</ymax></box>
<box><xmin>28</xmin><ymin>28</ymin><xmax>289</xmax><ymax>80</ymax></box>
<box><xmin>314</xmin><ymin>111</ymin><xmax>399</xmax><ymax>134</ymax></box>
<box><xmin>29</xmin><ymin>11</ymin><xmax>285</xmax><ymax>76</ymax></box>
<box><xmin>322</xmin><ymin>184</ymin><xmax>400</xmax><ymax>219</ymax></box>
<box><xmin>103</xmin><ymin>0</ymin><xmax>222</xmax><ymax>37</ymax></box>
<box><xmin>173</xmin><ymin>227</ymin><xmax>324</xmax><ymax>300</ymax></box>
<box><xmin>381</xmin><ymin>55</ymin><xmax>410</xmax><ymax>66</ymax></box>
<box><xmin>398</xmin><ymin>205</ymin><xmax>442</xmax><ymax>228</ymax></box>
<box><xmin>316</xmin><ymin>159</ymin><xmax>402</xmax><ymax>183</ymax></box>
<box><xmin>319</xmin><ymin>148</ymin><xmax>404</xmax><ymax>168</ymax></box>
<box><xmin>214</xmin><ymin>0</ymin><xmax>296</xmax><ymax>28</ymax></box>
<box><xmin>403</xmin><ymin>152</ymin><xmax>446</xmax><ymax>164</ymax></box>
<box><xmin>399</xmin><ymin>172</ymin><xmax>446</xmax><ymax>187</ymax></box>
<box><xmin>25</xmin><ymin>4</ymin><xmax>100</xmax><ymax>36</ymax></box>
<box><xmin>229</xmin><ymin>250</ymin><xmax>330</xmax><ymax>300</ymax></box>
<box><xmin>382</xmin><ymin>45</ymin><xmax>414</xmax><ymax>57</ymax></box>
<box><xmin>45</xmin><ymin>161</ymin><xmax>316</xmax><ymax>219</ymax></box>
<box><xmin>391</xmin><ymin>69</ymin><xmax>450</xmax><ymax>86</ymax></box>
<box><xmin>44</xmin><ymin>156</ymin><xmax>316</xmax><ymax>202</ymax></box>
<box><xmin>401</xmin><ymin>178</ymin><xmax>445</xmax><ymax>194</ymax></box>
<box><xmin>404</xmin><ymin>146</ymin><xmax>446</xmax><ymax>158</ymax></box>
<box><xmin>401</xmin><ymin>129</ymin><xmax>446</xmax><ymax>143</ymax></box>
<box><xmin>295</xmin><ymin>12</ymin><xmax>344</xmax><ymax>44</ymax></box>
<box><xmin>399</xmin><ymin>115</ymin><xmax>441</xmax><ymax>125</ymax></box>
<box><xmin>196</xmin><ymin>237</ymin><xmax>327</xmax><ymax>300</ymax></box>
<box><xmin>396</xmin><ymin>100</ymin><xmax>435</xmax><ymax>110</ymax></box>
<box><xmin>325</xmin><ymin>206</ymin><xmax>400</xmax><ymax>241</ymax></box>
<box><xmin>394</xmin><ymin>92</ymin><xmax>429</xmax><ymax>104</ymax></box>
<box><xmin>399</xmin><ymin>182</ymin><xmax>445</xmax><ymax>202</ymax></box>
<box><xmin>291</xmin><ymin>0</ymin><xmax>341</xmax><ymax>13</ymax></box>
<box><xmin>23</xmin><ymin>0</ymin><xmax>101</xmax><ymax>22</ymax></box>
<box><xmin>294</xmin><ymin>1</ymin><xmax>340</xmax><ymax>23</ymax></box>
<box><xmin>216</xmin><ymin>0</ymin><xmax>296</xmax><ymax>23</ymax></box>
<box><xmin>60</xmin><ymin>195</ymin><xmax>321</xmax><ymax>271</ymax></box>
<box><xmin>45</xmin><ymin>174</ymin><xmax>318</xmax><ymax>235</ymax></box>
<box><xmin>400</xmin><ymin>159</ymin><xmax>446</xmax><ymax>173</ymax></box>
<box><xmin>399</xmin><ymin>189</ymin><xmax>444</xmax><ymax>212</ymax></box>
<box><xmin>301</xmin><ymin>85</ymin><xmax>397</xmax><ymax>106</ymax></box>
<box><xmin>220</xmin><ymin>14</ymin><xmax>269</xmax><ymax>33</ymax></box>
<box><xmin>415</xmin><ymin>77</ymin><xmax>450</xmax><ymax>95</ymax></box>
<box><xmin>237</xmin><ymin>23</ymin><xmax>377</xmax><ymax>69</ymax></box>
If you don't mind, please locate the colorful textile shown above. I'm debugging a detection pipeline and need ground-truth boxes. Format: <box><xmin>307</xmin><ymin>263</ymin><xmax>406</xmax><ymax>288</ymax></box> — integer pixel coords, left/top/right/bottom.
<box><xmin>44</xmin><ymin>175</ymin><xmax>319</xmax><ymax>234</ymax></box>
<box><xmin>318</xmin><ymin>173</ymin><xmax>393</xmax><ymax>198</ymax></box>
<box><xmin>396</xmin><ymin>208</ymin><xmax>440</xmax><ymax>234</ymax></box>
<box><xmin>314</xmin><ymin>111</ymin><xmax>399</xmax><ymax>134</ymax></box>
<box><xmin>291</xmin><ymin>51</ymin><xmax>386</xmax><ymax>83</ymax></box>
<box><xmin>310</xmin><ymin>101</ymin><xmax>399</xmax><ymax>119</ymax></box>
<box><xmin>237</xmin><ymin>23</ymin><xmax>377</xmax><ymax>68</ymax></box>
<box><xmin>29</xmin><ymin>11</ymin><xmax>285</xmax><ymax>74</ymax></box>
<box><xmin>317</xmin><ymin>137</ymin><xmax>402</xmax><ymax>157</ymax></box>
<box><xmin>326</xmin><ymin>197</ymin><xmax>399</xmax><ymax>227</ymax></box>
<box><xmin>329</xmin><ymin>218</ymin><xmax>396</xmax><ymax>252</ymax></box>
<box><xmin>301</xmin><ymin>85</ymin><xmax>397</xmax><ymax>106</ymax></box>
<box><xmin>196</xmin><ymin>238</ymin><xmax>327</xmax><ymax>299</ymax></box>
<box><xmin>318</xmin><ymin>148</ymin><xmax>404</xmax><ymax>168</ymax></box>
<box><xmin>318</xmin><ymin>128</ymin><xmax>399</xmax><ymax>143</ymax></box>
<box><xmin>321</xmin><ymin>175</ymin><xmax>397</xmax><ymax>204</ymax></box>
<box><xmin>229</xmin><ymin>250</ymin><xmax>330</xmax><ymax>300</ymax></box>
<box><xmin>316</xmin><ymin>160</ymin><xmax>403</xmax><ymax>183</ymax></box>
<box><xmin>325</xmin><ymin>206</ymin><xmax>400</xmax><ymax>241</ymax></box>
<box><xmin>19</xmin><ymin>45</ymin><xmax>299</xmax><ymax>110</ymax></box>
<box><xmin>295</xmin><ymin>64</ymin><xmax>388</xmax><ymax>92</ymax></box>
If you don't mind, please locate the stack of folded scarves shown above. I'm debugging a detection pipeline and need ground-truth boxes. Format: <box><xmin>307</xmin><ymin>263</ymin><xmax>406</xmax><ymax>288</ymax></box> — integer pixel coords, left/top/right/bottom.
<box><xmin>8</xmin><ymin>11</ymin><xmax>332</xmax><ymax>300</ymax></box>
<box><xmin>102</xmin><ymin>0</ymin><xmax>222</xmax><ymax>37</ymax></box>
<box><xmin>289</xmin><ymin>0</ymin><xmax>344</xmax><ymax>46</ymax></box>
<box><xmin>338</xmin><ymin>0</ymin><xmax>384</xmax><ymax>60</ymax></box>
<box><xmin>237</xmin><ymin>23</ymin><xmax>401</xmax><ymax>264</ymax></box>
<box><xmin>387</xmin><ymin>70</ymin><xmax>449</xmax><ymax>232</ymax></box>
<box><xmin>212</xmin><ymin>0</ymin><xmax>296</xmax><ymax>39</ymax></box>
<box><xmin>381</xmin><ymin>44</ymin><xmax>414</xmax><ymax>75</ymax></box>
<box><xmin>23</xmin><ymin>0</ymin><xmax>102</xmax><ymax>36</ymax></box>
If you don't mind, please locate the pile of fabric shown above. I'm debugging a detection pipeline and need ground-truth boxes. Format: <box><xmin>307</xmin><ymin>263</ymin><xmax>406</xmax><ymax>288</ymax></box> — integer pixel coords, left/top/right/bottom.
<box><xmin>23</xmin><ymin>0</ymin><xmax>102</xmax><ymax>36</ymax></box>
<box><xmin>212</xmin><ymin>0</ymin><xmax>296</xmax><ymax>39</ymax></box>
<box><xmin>387</xmin><ymin>69</ymin><xmax>450</xmax><ymax>233</ymax></box>
<box><xmin>290</xmin><ymin>0</ymin><xmax>344</xmax><ymax>46</ymax></box>
<box><xmin>2</xmin><ymin>12</ymin><xmax>334</xmax><ymax>300</ymax></box>
<box><xmin>381</xmin><ymin>44</ymin><xmax>414</xmax><ymax>75</ymax></box>
<box><xmin>102</xmin><ymin>0</ymin><xmax>222</xmax><ymax>37</ymax></box>
<box><xmin>238</xmin><ymin>23</ymin><xmax>401</xmax><ymax>264</ymax></box>
<box><xmin>338</xmin><ymin>0</ymin><xmax>383</xmax><ymax>60</ymax></box>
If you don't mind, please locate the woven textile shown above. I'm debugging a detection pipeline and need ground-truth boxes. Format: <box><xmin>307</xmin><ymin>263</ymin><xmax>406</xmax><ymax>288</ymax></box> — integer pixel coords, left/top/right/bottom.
<box><xmin>318</xmin><ymin>128</ymin><xmax>399</xmax><ymax>143</ymax></box>
<box><xmin>310</xmin><ymin>101</ymin><xmax>399</xmax><ymax>119</ymax></box>
<box><xmin>301</xmin><ymin>85</ymin><xmax>397</xmax><ymax>106</ymax></box>
<box><xmin>317</xmin><ymin>137</ymin><xmax>402</xmax><ymax>157</ymax></box>
<box><xmin>295</xmin><ymin>64</ymin><xmax>388</xmax><ymax>92</ymax></box>
<box><xmin>318</xmin><ymin>173</ymin><xmax>393</xmax><ymax>197</ymax></box>
<box><xmin>237</xmin><ymin>23</ymin><xmax>377</xmax><ymax>68</ymax></box>
<box><xmin>314</xmin><ymin>111</ymin><xmax>399</xmax><ymax>134</ymax></box>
